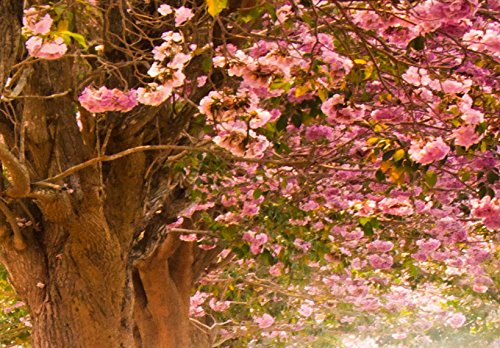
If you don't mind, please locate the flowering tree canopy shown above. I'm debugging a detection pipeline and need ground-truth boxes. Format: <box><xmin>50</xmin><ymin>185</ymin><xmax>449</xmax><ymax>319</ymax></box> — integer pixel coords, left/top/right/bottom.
<box><xmin>0</xmin><ymin>0</ymin><xmax>498</xmax><ymax>347</ymax></box>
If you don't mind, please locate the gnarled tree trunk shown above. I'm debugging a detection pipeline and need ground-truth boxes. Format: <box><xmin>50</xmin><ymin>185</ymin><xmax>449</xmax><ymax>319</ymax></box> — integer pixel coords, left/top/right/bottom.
<box><xmin>0</xmin><ymin>0</ymin><xmax>234</xmax><ymax>347</ymax></box>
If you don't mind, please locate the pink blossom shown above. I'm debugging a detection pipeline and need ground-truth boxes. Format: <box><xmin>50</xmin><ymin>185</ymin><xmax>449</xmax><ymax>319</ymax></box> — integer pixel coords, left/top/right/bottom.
<box><xmin>269</xmin><ymin>262</ymin><xmax>285</xmax><ymax>276</ymax></box>
<box><xmin>168</xmin><ymin>52</ymin><xmax>192</xmax><ymax>70</ymax></box>
<box><xmin>467</xmin><ymin>247</ymin><xmax>490</xmax><ymax>265</ymax></box>
<box><xmin>367</xmin><ymin>240</ymin><xmax>394</xmax><ymax>253</ymax></box>
<box><xmin>298</xmin><ymin>302</ymin><xmax>314</xmax><ymax>317</ymax></box>
<box><xmin>2</xmin><ymin>301</ymin><xmax>25</xmax><ymax>314</ymax></box>
<box><xmin>241</xmin><ymin>201</ymin><xmax>260</xmax><ymax>217</ymax></box>
<box><xmin>158</xmin><ymin>4</ymin><xmax>173</xmax><ymax>16</ymax></box>
<box><xmin>447</xmin><ymin>312</ymin><xmax>466</xmax><ymax>328</ymax></box>
<box><xmin>25</xmin><ymin>36</ymin><xmax>68</xmax><ymax>60</ymax></box>
<box><xmin>430</xmin><ymin>79</ymin><xmax>472</xmax><ymax>94</ymax></box>
<box><xmin>197</xmin><ymin>75</ymin><xmax>208</xmax><ymax>87</ymax></box>
<box><xmin>379</xmin><ymin>197</ymin><xmax>414</xmax><ymax>216</ymax></box>
<box><xmin>452</xmin><ymin>126</ymin><xmax>482</xmax><ymax>148</ymax></box>
<box><xmin>471</xmin><ymin>196</ymin><xmax>500</xmax><ymax>230</ymax></box>
<box><xmin>320</xmin><ymin>95</ymin><xmax>343</xmax><ymax>119</ymax></box>
<box><xmin>412</xmin><ymin>251</ymin><xmax>428</xmax><ymax>261</ymax></box>
<box><xmin>461</xmin><ymin>108</ymin><xmax>484</xmax><ymax>125</ymax></box>
<box><xmin>243</xmin><ymin>133</ymin><xmax>270</xmax><ymax>158</ymax></box>
<box><xmin>367</xmin><ymin>254</ymin><xmax>393</xmax><ymax>269</ymax></box>
<box><xmin>23</xmin><ymin>11</ymin><xmax>53</xmax><ymax>35</ymax></box>
<box><xmin>342</xmin><ymin>228</ymin><xmax>364</xmax><ymax>241</ymax></box>
<box><xmin>301</xmin><ymin>200</ymin><xmax>320</xmax><ymax>211</ymax></box>
<box><xmin>189</xmin><ymin>291</ymin><xmax>209</xmax><ymax>317</ymax></box>
<box><xmin>350</xmin><ymin>257</ymin><xmax>367</xmax><ymax>270</ymax></box>
<box><xmin>325</xmin><ymin>105</ymin><xmax>365</xmax><ymax>124</ymax></box>
<box><xmin>254</xmin><ymin>313</ymin><xmax>274</xmax><ymax>329</ymax></box>
<box><xmin>136</xmin><ymin>83</ymin><xmax>173</xmax><ymax>106</ymax></box>
<box><xmin>409</xmin><ymin>137</ymin><xmax>450</xmax><ymax>164</ymax></box>
<box><xmin>213</xmin><ymin>130</ymin><xmax>246</xmax><ymax>157</ymax></box>
<box><xmin>392</xmin><ymin>333</ymin><xmax>408</xmax><ymax>340</ymax></box>
<box><xmin>294</xmin><ymin>238</ymin><xmax>312</xmax><ymax>252</ymax></box>
<box><xmin>174</xmin><ymin>6</ymin><xmax>194</xmax><ymax>27</ymax></box>
<box><xmin>371</xmin><ymin>107</ymin><xmax>405</xmax><ymax>124</ymax></box>
<box><xmin>417</xmin><ymin>238</ymin><xmax>441</xmax><ymax>253</ymax></box>
<box><xmin>305</xmin><ymin>125</ymin><xmax>336</xmax><ymax>141</ymax></box>
<box><xmin>245</xmin><ymin>232</ymin><xmax>268</xmax><ymax>255</ymax></box>
<box><xmin>402</xmin><ymin>67</ymin><xmax>431</xmax><ymax>86</ymax></box>
<box><xmin>179</xmin><ymin>234</ymin><xmax>197</xmax><ymax>242</ymax></box>
<box><xmin>79</xmin><ymin>86</ymin><xmax>138</xmax><ymax>113</ymax></box>
<box><xmin>208</xmin><ymin>298</ymin><xmax>230</xmax><ymax>312</ymax></box>
<box><xmin>248</xmin><ymin>108</ymin><xmax>272</xmax><ymax>129</ymax></box>
<box><xmin>473</xmin><ymin>276</ymin><xmax>493</xmax><ymax>293</ymax></box>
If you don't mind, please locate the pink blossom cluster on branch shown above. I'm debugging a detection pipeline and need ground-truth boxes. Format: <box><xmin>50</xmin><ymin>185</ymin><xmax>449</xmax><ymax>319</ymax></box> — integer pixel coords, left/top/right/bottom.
<box><xmin>22</xmin><ymin>7</ymin><xmax>67</xmax><ymax>60</ymax></box>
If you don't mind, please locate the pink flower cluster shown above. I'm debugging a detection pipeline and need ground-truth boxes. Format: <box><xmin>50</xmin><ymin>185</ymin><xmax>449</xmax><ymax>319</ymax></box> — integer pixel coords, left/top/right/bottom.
<box><xmin>367</xmin><ymin>240</ymin><xmax>394</xmax><ymax>253</ymax></box>
<box><xmin>78</xmin><ymin>86</ymin><xmax>138</xmax><ymax>113</ymax></box>
<box><xmin>463</xmin><ymin>24</ymin><xmax>500</xmax><ymax>59</ymax></box>
<box><xmin>471</xmin><ymin>196</ymin><xmax>500</xmax><ymax>230</ymax></box>
<box><xmin>22</xmin><ymin>8</ymin><xmax>68</xmax><ymax>60</ymax></box>
<box><xmin>158</xmin><ymin>4</ymin><xmax>195</xmax><ymax>27</ymax></box>
<box><xmin>200</xmin><ymin>91</ymin><xmax>272</xmax><ymax>158</ymax></box>
<box><xmin>136</xmin><ymin>83</ymin><xmax>173</xmax><ymax>106</ymax></box>
<box><xmin>243</xmin><ymin>232</ymin><xmax>268</xmax><ymax>255</ymax></box>
<box><xmin>367</xmin><ymin>254</ymin><xmax>393</xmax><ymax>269</ymax></box>
<box><xmin>413</xmin><ymin>238</ymin><xmax>441</xmax><ymax>261</ymax></box>
<box><xmin>409</xmin><ymin>137</ymin><xmax>450</xmax><ymax>165</ymax></box>
<box><xmin>25</xmin><ymin>37</ymin><xmax>68</xmax><ymax>60</ymax></box>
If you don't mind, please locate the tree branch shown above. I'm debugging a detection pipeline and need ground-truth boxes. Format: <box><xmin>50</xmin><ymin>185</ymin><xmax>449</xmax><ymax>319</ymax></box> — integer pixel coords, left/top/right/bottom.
<box><xmin>38</xmin><ymin>144</ymin><xmax>310</xmax><ymax>184</ymax></box>
<box><xmin>0</xmin><ymin>199</ymin><xmax>25</xmax><ymax>250</ymax></box>
<box><xmin>0</xmin><ymin>143</ymin><xmax>30</xmax><ymax>198</ymax></box>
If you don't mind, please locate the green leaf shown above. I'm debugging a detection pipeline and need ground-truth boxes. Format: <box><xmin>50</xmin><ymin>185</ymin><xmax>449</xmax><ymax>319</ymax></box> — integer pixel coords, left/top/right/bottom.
<box><xmin>59</xmin><ymin>31</ymin><xmax>88</xmax><ymax>48</ymax></box>
<box><xmin>291</xmin><ymin>113</ymin><xmax>303</xmax><ymax>128</ymax></box>
<box><xmin>359</xmin><ymin>217</ymin><xmax>371</xmax><ymax>226</ymax></box>
<box><xmin>276</xmin><ymin>114</ymin><xmax>288</xmax><ymax>131</ymax></box>
<box><xmin>408</xmin><ymin>36</ymin><xmax>425</xmax><ymax>51</ymax></box>
<box><xmin>253</xmin><ymin>188</ymin><xmax>263</xmax><ymax>199</ymax></box>
<box><xmin>361</xmin><ymin>222</ymin><xmax>374</xmax><ymax>236</ymax></box>
<box><xmin>382</xmin><ymin>149</ymin><xmax>396</xmax><ymax>161</ymax></box>
<box><xmin>206</xmin><ymin>0</ymin><xmax>228</xmax><ymax>17</ymax></box>
<box><xmin>318</xmin><ymin>89</ymin><xmax>329</xmax><ymax>102</ymax></box>
<box><xmin>201</xmin><ymin>56</ymin><xmax>212</xmax><ymax>73</ymax></box>
<box><xmin>486</xmin><ymin>171</ymin><xmax>498</xmax><ymax>184</ymax></box>
<box><xmin>478</xmin><ymin>185</ymin><xmax>487</xmax><ymax>198</ymax></box>
<box><xmin>424</xmin><ymin>171</ymin><xmax>437</xmax><ymax>188</ymax></box>
<box><xmin>270</xmin><ymin>79</ymin><xmax>291</xmax><ymax>91</ymax></box>
<box><xmin>375</xmin><ymin>169</ymin><xmax>386</xmax><ymax>182</ymax></box>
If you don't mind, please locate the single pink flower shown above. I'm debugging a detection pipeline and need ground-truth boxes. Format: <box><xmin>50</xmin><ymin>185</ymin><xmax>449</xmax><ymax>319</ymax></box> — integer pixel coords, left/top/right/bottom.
<box><xmin>254</xmin><ymin>314</ymin><xmax>274</xmax><ymax>329</ymax></box>
<box><xmin>447</xmin><ymin>313</ymin><xmax>466</xmax><ymax>329</ymax></box>
<box><xmin>158</xmin><ymin>4</ymin><xmax>173</xmax><ymax>16</ymax></box>
<box><xmin>175</xmin><ymin>6</ymin><xmax>194</xmax><ymax>26</ymax></box>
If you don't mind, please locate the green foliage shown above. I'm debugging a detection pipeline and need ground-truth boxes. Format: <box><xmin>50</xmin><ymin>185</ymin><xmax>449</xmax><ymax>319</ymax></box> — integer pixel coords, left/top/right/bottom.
<box><xmin>0</xmin><ymin>266</ymin><xmax>30</xmax><ymax>347</ymax></box>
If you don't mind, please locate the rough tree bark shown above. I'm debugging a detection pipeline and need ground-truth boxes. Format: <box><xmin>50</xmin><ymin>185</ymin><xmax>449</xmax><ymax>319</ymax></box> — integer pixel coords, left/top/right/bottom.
<box><xmin>0</xmin><ymin>0</ymin><xmax>255</xmax><ymax>346</ymax></box>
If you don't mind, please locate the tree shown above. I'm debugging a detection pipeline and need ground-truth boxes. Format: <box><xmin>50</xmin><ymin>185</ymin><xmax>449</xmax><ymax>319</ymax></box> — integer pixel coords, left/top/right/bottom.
<box><xmin>0</xmin><ymin>0</ymin><xmax>498</xmax><ymax>347</ymax></box>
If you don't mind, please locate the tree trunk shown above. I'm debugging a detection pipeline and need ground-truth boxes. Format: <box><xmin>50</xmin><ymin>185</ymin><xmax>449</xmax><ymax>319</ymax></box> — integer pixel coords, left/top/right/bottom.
<box><xmin>0</xmin><ymin>1</ymin><xmax>217</xmax><ymax>346</ymax></box>
<box><xmin>2</xmin><ymin>212</ymin><xmax>210</xmax><ymax>348</ymax></box>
